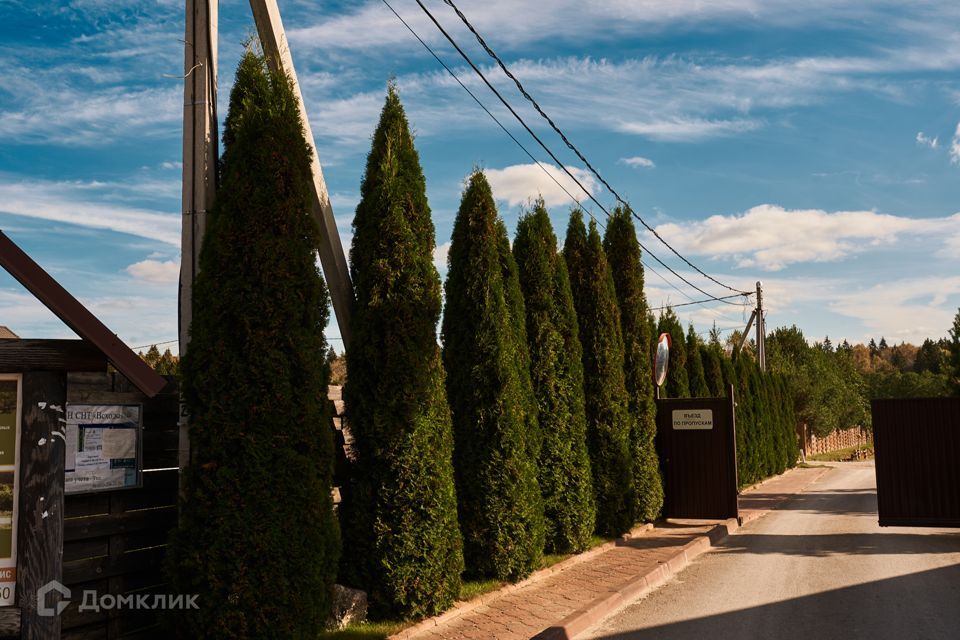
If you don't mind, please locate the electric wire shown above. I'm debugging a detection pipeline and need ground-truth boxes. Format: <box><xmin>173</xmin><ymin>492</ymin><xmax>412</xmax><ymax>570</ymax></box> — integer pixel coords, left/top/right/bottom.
<box><xmin>439</xmin><ymin>0</ymin><xmax>750</xmax><ymax>297</ymax></box>
<box><xmin>379</xmin><ymin>0</ymin><xmax>604</xmax><ymax>230</ymax></box>
<box><xmin>411</xmin><ymin>0</ymin><xmax>745</xmax><ymax>305</ymax></box>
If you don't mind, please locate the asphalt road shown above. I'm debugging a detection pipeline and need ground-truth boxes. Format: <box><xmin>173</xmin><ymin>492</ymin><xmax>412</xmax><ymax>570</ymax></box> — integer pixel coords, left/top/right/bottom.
<box><xmin>584</xmin><ymin>462</ymin><xmax>960</xmax><ymax>640</ymax></box>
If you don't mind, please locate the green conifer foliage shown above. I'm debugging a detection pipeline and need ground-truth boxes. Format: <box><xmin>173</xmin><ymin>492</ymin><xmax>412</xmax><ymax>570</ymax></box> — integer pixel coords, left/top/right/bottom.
<box><xmin>168</xmin><ymin>52</ymin><xmax>339</xmax><ymax>638</ymax></box>
<box><xmin>564</xmin><ymin>210</ymin><xmax>636</xmax><ymax>536</ymax></box>
<box><xmin>702</xmin><ymin>343</ymin><xmax>726</xmax><ymax>397</ymax></box>
<box><xmin>657</xmin><ymin>308</ymin><xmax>690</xmax><ymax>398</ymax></box>
<box><xmin>341</xmin><ymin>86</ymin><xmax>463</xmax><ymax>617</ymax></box>
<box><xmin>514</xmin><ymin>200</ymin><xmax>595</xmax><ymax>553</ymax></box>
<box><xmin>602</xmin><ymin>207</ymin><xmax>663</xmax><ymax>523</ymax></box>
<box><xmin>686</xmin><ymin>325</ymin><xmax>710</xmax><ymax>398</ymax></box>
<box><xmin>443</xmin><ymin>171</ymin><xmax>545</xmax><ymax>580</ymax></box>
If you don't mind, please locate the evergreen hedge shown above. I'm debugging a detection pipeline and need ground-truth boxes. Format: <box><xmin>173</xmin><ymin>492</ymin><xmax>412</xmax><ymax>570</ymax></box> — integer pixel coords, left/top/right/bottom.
<box><xmin>341</xmin><ymin>86</ymin><xmax>463</xmax><ymax>618</ymax></box>
<box><xmin>602</xmin><ymin>206</ymin><xmax>663</xmax><ymax>523</ymax></box>
<box><xmin>564</xmin><ymin>210</ymin><xmax>636</xmax><ymax>536</ymax></box>
<box><xmin>686</xmin><ymin>325</ymin><xmax>710</xmax><ymax>398</ymax></box>
<box><xmin>701</xmin><ymin>342</ymin><xmax>726</xmax><ymax>397</ymax></box>
<box><xmin>514</xmin><ymin>200</ymin><xmax>595</xmax><ymax>553</ymax></box>
<box><xmin>443</xmin><ymin>171</ymin><xmax>545</xmax><ymax>580</ymax></box>
<box><xmin>168</xmin><ymin>52</ymin><xmax>339</xmax><ymax>638</ymax></box>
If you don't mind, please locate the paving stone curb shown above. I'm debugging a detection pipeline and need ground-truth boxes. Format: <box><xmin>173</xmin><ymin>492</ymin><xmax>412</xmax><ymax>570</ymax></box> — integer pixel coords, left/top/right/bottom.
<box><xmin>388</xmin><ymin>465</ymin><xmax>828</xmax><ymax>640</ymax></box>
<box><xmin>388</xmin><ymin>524</ymin><xmax>655</xmax><ymax>640</ymax></box>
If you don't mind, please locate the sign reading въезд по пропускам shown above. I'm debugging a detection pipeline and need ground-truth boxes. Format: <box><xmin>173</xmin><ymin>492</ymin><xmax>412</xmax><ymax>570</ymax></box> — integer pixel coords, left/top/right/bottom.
<box><xmin>0</xmin><ymin>377</ymin><xmax>19</xmax><ymax>607</ymax></box>
<box><xmin>672</xmin><ymin>409</ymin><xmax>714</xmax><ymax>430</ymax></box>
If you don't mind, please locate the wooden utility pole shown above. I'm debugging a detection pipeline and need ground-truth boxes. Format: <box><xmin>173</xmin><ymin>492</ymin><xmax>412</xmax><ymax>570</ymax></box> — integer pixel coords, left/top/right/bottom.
<box><xmin>756</xmin><ymin>281</ymin><xmax>766</xmax><ymax>371</ymax></box>
<box><xmin>249</xmin><ymin>0</ymin><xmax>354</xmax><ymax>349</ymax></box>
<box><xmin>179</xmin><ymin>0</ymin><xmax>218</xmax><ymax>482</ymax></box>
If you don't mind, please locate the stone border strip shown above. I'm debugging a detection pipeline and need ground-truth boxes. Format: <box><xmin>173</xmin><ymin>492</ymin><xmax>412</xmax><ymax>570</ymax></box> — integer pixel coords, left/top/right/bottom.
<box><xmin>389</xmin><ymin>524</ymin><xmax>655</xmax><ymax>640</ymax></box>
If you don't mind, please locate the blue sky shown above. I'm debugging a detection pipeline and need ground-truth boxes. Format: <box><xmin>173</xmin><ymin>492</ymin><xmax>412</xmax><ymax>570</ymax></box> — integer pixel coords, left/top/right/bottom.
<box><xmin>1</xmin><ymin>0</ymin><xmax>959</xmax><ymax>351</ymax></box>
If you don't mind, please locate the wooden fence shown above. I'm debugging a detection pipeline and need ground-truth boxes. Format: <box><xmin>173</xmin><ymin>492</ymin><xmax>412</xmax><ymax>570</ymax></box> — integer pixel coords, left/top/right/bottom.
<box><xmin>60</xmin><ymin>373</ymin><xmax>179</xmax><ymax>640</ymax></box>
<box><xmin>801</xmin><ymin>425</ymin><xmax>870</xmax><ymax>457</ymax></box>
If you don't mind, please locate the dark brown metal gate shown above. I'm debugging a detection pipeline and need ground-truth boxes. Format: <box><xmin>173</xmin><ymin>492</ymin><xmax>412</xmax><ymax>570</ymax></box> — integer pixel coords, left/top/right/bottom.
<box><xmin>656</xmin><ymin>388</ymin><xmax>739</xmax><ymax>520</ymax></box>
<box><xmin>872</xmin><ymin>397</ymin><xmax>960</xmax><ymax>527</ymax></box>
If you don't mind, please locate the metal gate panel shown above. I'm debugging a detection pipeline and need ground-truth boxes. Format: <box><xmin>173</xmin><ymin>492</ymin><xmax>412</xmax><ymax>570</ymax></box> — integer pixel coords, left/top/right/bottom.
<box><xmin>872</xmin><ymin>397</ymin><xmax>960</xmax><ymax>527</ymax></box>
<box><xmin>656</xmin><ymin>390</ymin><xmax>739</xmax><ymax>520</ymax></box>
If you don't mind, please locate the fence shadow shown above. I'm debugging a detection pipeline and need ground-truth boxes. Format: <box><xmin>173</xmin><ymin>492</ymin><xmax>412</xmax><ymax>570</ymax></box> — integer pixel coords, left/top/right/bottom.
<box><xmin>713</xmin><ymin>531</ymin><xmax>960</xmax><ymax>556</ymax></box>
<box><xmin>583</xmin><ymin>564</ymin><xmax>960</xmax><ymax>640</ymax></box>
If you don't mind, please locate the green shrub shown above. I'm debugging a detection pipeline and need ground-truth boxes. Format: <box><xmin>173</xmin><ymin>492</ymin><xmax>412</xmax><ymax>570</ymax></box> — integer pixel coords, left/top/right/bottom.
<box><xmin>514</xmin><ymin>200</ymin><xmax>595</xmax><ymax>553</ymax></box>
<box><xmin>442</xmin><ymin>171</ymin><xmax>545</xmax><ymax>581</ymax></box>
<box><xmin>686</xmin><ymin>325</ymin><xmax>710</xmax><ymax>398</ymax></box>
<box><xmin>340</xmin><ymin>85</ymin><xmax>463</xmax><ymax>618</ymax></box>
<box><xmin>564</xmin><ymin>210</ymin><xmax>636</xmax><ymax>536</ymax></box>
<box><xmin>602</xmin><ymin>206</ymin><xmax>663</xmax><ymax>523</ymax></box>
<box><xmin>168</xmin><ymin>51</ymin><xmax>339</xmax><ymax>638</ymax></box>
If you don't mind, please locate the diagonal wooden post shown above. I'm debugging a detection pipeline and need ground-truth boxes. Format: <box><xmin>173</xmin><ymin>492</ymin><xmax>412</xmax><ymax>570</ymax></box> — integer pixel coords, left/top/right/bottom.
<box><xmin>179</xmin><ymin>0</ymin><xmax>218</xmax><ymax>484</ymax></box>
<box><xmin>249</xmin><ymin>0</ymin><xmax>354</xmax><ymax>349</ymax></box>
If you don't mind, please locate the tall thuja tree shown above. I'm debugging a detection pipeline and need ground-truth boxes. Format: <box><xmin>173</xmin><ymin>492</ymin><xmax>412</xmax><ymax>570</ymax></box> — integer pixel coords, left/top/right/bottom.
<box><xmin>514</xmin><ymin>201</ymin><xmax>595</xmax><ymax>553</ymax></box>
<box><xmin>342</xmin><ymin>86</ymin><xmax>463</xmax><ymax>617</ymax></box>
<box><xmin>702</xmin><ymin>343</ymin><xmax>726</xmax><ymax>398</ymax></box>
<box><xmin>443</xmin><ymin>171</ymin><xmax>544</xmax><ymax>580</ymax></box>
<box><xmin>657</xmin><ymin>308</ymin><xmax>689</xmax><ymax>398</ymax></box>
<box><xmin>686</xmin><ymin>325</ymin><xmax>710</xmax><ymax>398</ymax></box>
<box><xmin>168</xmin><ymin>52</ymin><xmax>339</xmax><ymax>638</ymax></box>
<box><xmin>564</xmin><ymin>210</ymin><xmax>636</xmax><ymax>535</ymax></box>
<box><xmin>603</xmin><ymin>206</ymin><xmax>663</xmax><ymax>523</ymax></box>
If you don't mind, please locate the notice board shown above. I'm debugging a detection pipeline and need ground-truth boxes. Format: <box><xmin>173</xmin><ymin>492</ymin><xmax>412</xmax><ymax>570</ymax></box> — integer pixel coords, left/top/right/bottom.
<box><xmin>0</xmin><ymin>376</ymin><xmax>19</xmax><ymax>606</ymax></box>
<box><xmin>65</xmin><ymin>404</ymin><xmax>142</xmax><ymax>494</ymax></box>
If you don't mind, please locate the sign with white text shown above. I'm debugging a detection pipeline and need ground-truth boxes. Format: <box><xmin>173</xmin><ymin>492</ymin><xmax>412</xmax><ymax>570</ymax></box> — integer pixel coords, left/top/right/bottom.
<box><xmin>65</xmin><ymin>404</ymin><xmax>142</xmax><ymax>494</ymax></box>
<box><xmin>0</xmin><ymin>376</ymin><xmax>20</xmax><ymax>606</ymax></box>
<box><xmin>672</xmin><ymin>409</ymin><xmax>714</xmax><ymax>430</ymax></box>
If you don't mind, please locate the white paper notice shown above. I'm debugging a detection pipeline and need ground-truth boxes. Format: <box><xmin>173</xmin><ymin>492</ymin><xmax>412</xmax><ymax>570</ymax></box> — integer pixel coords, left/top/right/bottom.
<box><xmin>102</xmin><ymin>428</ymin><xmax>136</xmax><ymax>459</ymax></box>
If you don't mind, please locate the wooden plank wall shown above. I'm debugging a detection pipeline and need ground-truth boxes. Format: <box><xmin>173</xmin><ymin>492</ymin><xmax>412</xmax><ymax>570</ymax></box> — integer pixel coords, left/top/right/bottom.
<box><xmin>60</xmin><ymin>373</ymin><xmax>178</xmax><ymax>640</ymax></box>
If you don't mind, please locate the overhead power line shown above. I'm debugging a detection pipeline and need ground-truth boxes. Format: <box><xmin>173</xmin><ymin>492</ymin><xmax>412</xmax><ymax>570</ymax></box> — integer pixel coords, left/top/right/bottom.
<box><xmin>439</xmin><ymin>0</ymin><xmax>751</xmax><ymax>297</ymax></box>
<box><xmin>648</xmin><ymin>293</ymin><xmax>749</xmax><ymax>312</ymax></box>
<box><xmin>380</xmin><ymin>0</ymin><xmax>603</xmax><ymax>230</ymax></box>
<box><xmin>410</xmin><ymin>0</ymin><xmax>745</xmax><ymax>306</ymax></box>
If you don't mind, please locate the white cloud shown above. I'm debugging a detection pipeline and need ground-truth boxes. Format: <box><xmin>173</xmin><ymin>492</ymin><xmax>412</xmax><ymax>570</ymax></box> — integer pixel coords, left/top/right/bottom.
<box><xmin>0</xmin><ymin>177</ymin><xmax>179</xmax><ymax>245</ymax></box>
<box><xmin>620</xmin><ymin>156</ymin><xmax>656</xmax><ymax>168</ymax></box>
<box><xmin>126</xmin><ymin>259</ymin><xmax>180</xmax><ymax>285</ymax></box>
<box><xmin>829</xmin><ymin>276</ymin><xmax>960</xmax><ymax>342</ymax></box>
<box><xmin>652</xmin><ymin>204</ymin><xmax>960</xmax><ymax>271</ymax></box>
<box><xmin>619</xmin><ymin>117</ymin><xmax>760</xmax><ymax>141</ymax></box>
<box><xmin>484</xmin><ymin>164</ymin><xmax>597</xmax><ymax>207</ymax></box>
<box><xmin>951</xmin><ymin>123</ymin><xmax>960</xmax><ymax>165</ymax></box>
<box><xmin>433</xmin><ymin>241</ymin><xmax>451</xmax><ymax>272</ymax></box>
<box><xmin>916</xmin><ymin>131</ymin><xmax>939</xmax><ymax>148</ymax></box>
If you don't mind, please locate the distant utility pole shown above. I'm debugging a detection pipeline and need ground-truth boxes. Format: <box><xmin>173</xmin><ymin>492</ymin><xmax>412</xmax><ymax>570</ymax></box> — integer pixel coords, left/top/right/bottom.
<box><xmin>179</xmin><ymin>0</ymin><xmax>218</xmax><ymax>485</ymax></box>
<box><xmin>733</xmin><ymin>281</ymin><xmax>766</xmax><ymax>370</ymax></box>
<box><xmin>756</xmin><ymin>280</ymin><xmax>766</xmax><ymax>371</ymax></box>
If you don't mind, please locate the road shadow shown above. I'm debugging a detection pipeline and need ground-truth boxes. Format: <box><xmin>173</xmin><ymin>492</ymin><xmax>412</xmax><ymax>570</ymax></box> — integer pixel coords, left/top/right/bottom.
<box><xmin>713</xmin><ymin>531</ymin><xmax>960</xmax><ymax>556</ymax></box>
<box><xmin>740</xmin><ymin>488</ymin><xmax>879</xmax><ymax>517</ymax></box>
<box><xmin>575</xmin><ymin>564</ymin><xmax>960</xmax><ymax>640</ymax></box>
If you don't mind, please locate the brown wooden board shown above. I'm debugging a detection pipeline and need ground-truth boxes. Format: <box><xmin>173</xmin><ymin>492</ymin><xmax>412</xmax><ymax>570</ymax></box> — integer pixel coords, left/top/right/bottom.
<box><xmin>872</xmin><ymin>397</ymin><xmax>960</xmax><ymax>528</ymax></box>
<box><xmin>656</xmin><ymin>388</ymin><xmax>739</xmax><ymax>520</ymax></box>
<box><xmin>0</xmin><ymin>340</ymin><xmax>106</xmax><ymax>373</ymax></box>
<box><xmin>17</xmin><ymin>371</ymin><xmax>67</xmax><ymax>640</ymax></box>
